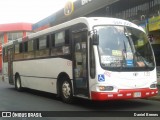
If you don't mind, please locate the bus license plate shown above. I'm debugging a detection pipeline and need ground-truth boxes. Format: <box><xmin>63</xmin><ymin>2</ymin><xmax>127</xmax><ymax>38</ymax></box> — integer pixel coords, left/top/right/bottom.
<box><xmin>134</xmin><ymin>92</ymin><xmax>141</xmax><ymax>97</ymax></box>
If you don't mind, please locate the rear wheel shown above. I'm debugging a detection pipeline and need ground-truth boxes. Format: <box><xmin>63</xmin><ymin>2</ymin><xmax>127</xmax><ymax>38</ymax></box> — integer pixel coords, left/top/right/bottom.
<box><xmin>15</xmin><ymin>75</ymin><xmax>23</xmax><ymax>91</ymax></box>
<box><xmin>60</xmin><ymin>78</ymin><xmax>73</xmax><ymax>103</ymax></box>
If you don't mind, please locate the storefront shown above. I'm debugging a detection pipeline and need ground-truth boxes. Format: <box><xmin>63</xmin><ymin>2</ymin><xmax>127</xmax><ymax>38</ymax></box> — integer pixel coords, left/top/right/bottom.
<box><xmin>148</xmin><ymin>16</ymin><xmax>160</xmax><ymax>84</ymax></box>
<box><xmin>32</xmin><ymin>0</ymin><xmax>119</xmax><ymax>31</ymax></box>
<box><xmin>148</xmin><ymin>16</ymin><xmax>160</xmax><ymax>44</ymax></box>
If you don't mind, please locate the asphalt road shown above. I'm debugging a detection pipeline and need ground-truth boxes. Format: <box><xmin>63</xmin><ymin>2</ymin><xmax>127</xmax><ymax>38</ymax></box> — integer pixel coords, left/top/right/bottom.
<box><xmin>0</xmin><ymin>79</ymin><xmax>160</xmax><ymax>120</ymax></box>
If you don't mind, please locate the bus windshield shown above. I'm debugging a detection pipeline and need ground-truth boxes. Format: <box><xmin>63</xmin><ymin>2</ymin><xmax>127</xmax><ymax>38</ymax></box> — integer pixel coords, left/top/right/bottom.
<box><xmin>95</xmin><ymin>26</ymin><xmax>155</xmax><ymax>71</ymax></box>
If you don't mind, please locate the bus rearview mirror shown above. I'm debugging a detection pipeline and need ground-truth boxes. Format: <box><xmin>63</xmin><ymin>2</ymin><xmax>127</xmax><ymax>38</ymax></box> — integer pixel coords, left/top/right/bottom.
<box><xmin>92</xmin><ymin>34</ymin><xmax>99</xmax><ymax>45</ymax></box>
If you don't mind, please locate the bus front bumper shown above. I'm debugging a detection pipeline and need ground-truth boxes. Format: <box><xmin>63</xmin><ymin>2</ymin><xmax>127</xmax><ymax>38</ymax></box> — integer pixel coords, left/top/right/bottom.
<box><xmin>91</xmin><ymin>88</ymin><xmax>158</xmax><ymax>101</ymax></box>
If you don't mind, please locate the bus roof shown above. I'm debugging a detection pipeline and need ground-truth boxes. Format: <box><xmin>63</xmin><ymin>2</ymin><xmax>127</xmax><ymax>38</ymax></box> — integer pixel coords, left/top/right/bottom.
<box><xmin>28</xmin><ymin>17</ymin><xmax>143</xmax><ymax>38</ymax></box>
<box><xmin>2</xmin><ymin>17</ymin><xmax>143</xmax><ymax>47</ymax></box>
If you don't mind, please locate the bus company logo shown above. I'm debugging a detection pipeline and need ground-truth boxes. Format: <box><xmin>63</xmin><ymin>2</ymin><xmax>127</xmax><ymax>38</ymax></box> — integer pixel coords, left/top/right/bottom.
<box><xmin>64</xmin><ymin>0</ymin><xmax>74</xmax><ymax>16</ymax></box>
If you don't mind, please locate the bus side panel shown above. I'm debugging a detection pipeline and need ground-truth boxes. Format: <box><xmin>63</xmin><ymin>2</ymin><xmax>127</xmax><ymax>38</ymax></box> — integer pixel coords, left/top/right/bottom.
<box><xmin>21</xmin><ymin>76</ymin><xmax>57</xmax><ymax>93</ymax></box>
<box><xmin>13</xmin><ymin>58</ymin><xmax>72</xmax><ymax>94</ymax></box>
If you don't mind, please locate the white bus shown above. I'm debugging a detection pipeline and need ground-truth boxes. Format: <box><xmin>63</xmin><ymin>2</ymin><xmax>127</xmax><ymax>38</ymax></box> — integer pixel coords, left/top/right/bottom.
<box><xmin>2</xmin><ymin>17</ymin><xmax>158</xmax><ymax>103</ymax></box>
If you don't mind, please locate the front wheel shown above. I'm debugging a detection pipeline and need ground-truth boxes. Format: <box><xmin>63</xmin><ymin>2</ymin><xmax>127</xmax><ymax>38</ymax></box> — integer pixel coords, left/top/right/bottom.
<box><xmin>15</xmin><ymin>75</ymin><xmax>23</xmax><ymax>91</ymax></box>
<box><xmin>60</xmin><ymin>78</ymin><xmax>73</xmax><ymax>103</ymax></box>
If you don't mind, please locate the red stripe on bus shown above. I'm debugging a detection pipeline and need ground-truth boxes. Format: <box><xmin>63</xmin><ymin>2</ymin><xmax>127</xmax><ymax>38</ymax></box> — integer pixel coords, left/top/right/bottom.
<box><xmin>91</xmin><ymin>88</ymin><xmax>158</xmax><ymax>101</ymax></box>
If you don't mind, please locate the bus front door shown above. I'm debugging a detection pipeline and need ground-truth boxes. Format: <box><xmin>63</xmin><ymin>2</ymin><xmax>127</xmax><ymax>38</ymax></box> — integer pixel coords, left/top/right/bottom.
<box><xmin>8</xmin><ymin>48</ymin><xmax>14</xmax><ymax>84</ymax></box>
<box><xmin>72</xmin><ymin>31</ymin><xmax>89</xmax><ymax>97</ymax></box>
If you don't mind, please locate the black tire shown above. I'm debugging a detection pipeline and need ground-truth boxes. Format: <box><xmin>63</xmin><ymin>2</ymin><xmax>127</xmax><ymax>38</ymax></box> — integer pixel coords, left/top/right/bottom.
<box><xmin>60</xmin><ymin>77</ymin><xmax>73</xmax><ymax>103</ymax></box>
<box><xmin>15</xmin><ymin>75</ymin><xmax>23</xmax><ymax>91</ymax></box>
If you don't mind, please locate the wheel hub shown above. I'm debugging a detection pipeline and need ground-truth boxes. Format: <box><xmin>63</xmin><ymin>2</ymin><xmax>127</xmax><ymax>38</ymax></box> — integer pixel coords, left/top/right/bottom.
<box><xmin>62</xmin><ymin>81</ymin><xmax>71</xmax><ymax>98</ymax></box>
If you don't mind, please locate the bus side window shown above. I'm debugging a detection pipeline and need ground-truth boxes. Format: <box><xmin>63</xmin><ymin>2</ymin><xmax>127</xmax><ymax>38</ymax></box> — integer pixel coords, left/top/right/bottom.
<box><xmin>15</xmin><ymin>44</ymin><xmax>19</xmax><ymax>54</ymax></box>
<box><xmin>36</xmin><ymin>38</ymin><xmax>39</xmax><ymax>50</ymax></box>
<box><xmin>14</xmin><ymin>43</ymin><xmax>23</xmax><ymax>60</ymax></box>
<box><xmin>35</xmin><ymin>36</ymin><xmax>49</xmax><ymax>58</ymax></box>
<box><xmin>52</xmin><ymin>31</ymin><xmax>65</xmax><ymax>56</ymax></box>
<box><xmin>23</xmin><ymin>42</ymin><xmax>28</xmax><ymax>59</ymax></box>
<box><xmin>51</xmin><ymin>30</ymin><xmax>70</xmax><ymax>56</ymax></box>
<box><xmin>39</xmin><ymin>36</ymin><xmax>47</xmax><ymax>49</ymax></box>
<box><xmin>51</xmin><ymin>34</ymin><xmax>55</xmax><ymax>47</ymax></box>
<box><xmin>23</xmin><ymin>40</ymin><xmax>34</xmax><ymax>59</ymax></box>
<box><xmin>19</xmin><ymin>43</ymin><xmax>23</xmax><ymax>53</ymax></box>
<box><xmin>63</xmin><ymin>30</ymin><xmax>70</xmax><ymax>55</ymax></box>
<box><xmin>28</xmin><ymin>40</ymin><xmax>34</xmax><ymax>52</ymax></box>
<box><xmin>14</xmin><ymin>44</ymin><xmax>19</xmax><ymax>60</ymax></box>
<box><xmin>35</xmin><ymin>38</ymin><xmax>39</xmax><ymax>58</ymax></box>
<box><xmin>47</xmin><ymin>35</ymin><xmax>50</xmax><ymax>48</ymax></box>
<box><xmin>3</xmin><ymin>47</ymin><xmax>8</xmax><ymax>62</ymax></box>
<box><xmin>24</xmin><ymin>42</ymin><xmax>28</xmax><ymax>53</ymax></box>
<box><xmin>51</xmin><ymin>33</ymin><xmax>56</xmax><ymax>56</ymax></box>
<box><xmin>65</xmin><ymin>30</ymin><xmax>70</xmax><ymax>45</ymax></box>
<box><xmin>55</xmin><ymin>31</ymin><xmax>65</xmax><ymax>47</ymax></box>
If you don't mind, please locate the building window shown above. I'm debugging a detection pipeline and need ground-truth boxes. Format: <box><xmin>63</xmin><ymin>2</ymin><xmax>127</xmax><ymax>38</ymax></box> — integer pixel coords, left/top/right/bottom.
<box><xmin>51</xmin><ymin>34</ymin><xmax>55</xmax><ymax>47</ymax></box>
<box><xmin>8</xmin><ymin>32</ymin><xmax>23</xmax><ymax>41</ymax></box>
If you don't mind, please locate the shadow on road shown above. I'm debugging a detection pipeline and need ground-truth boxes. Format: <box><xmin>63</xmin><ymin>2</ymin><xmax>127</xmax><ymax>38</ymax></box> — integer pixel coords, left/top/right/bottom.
<box><xmin>8</xmin><ymin>87</ymin><xmax>60</xmax><ymax>100</ymax></box>
<box><xmin>73</xmin><ymin>99</ymin><xmax>153</xmax><ymax>111</ymax></box>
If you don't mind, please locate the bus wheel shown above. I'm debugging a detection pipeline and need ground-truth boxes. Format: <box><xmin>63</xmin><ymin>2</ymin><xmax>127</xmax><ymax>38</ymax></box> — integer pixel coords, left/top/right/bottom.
<box><xmin>60</xmin><ymin>78</ymin><xmax>73</xmax><ymax>103</ymax></box>
<box><xmin>15</xmin><ymin>75</ymin><xmax>23</xmax><ymax>91</ymax></box>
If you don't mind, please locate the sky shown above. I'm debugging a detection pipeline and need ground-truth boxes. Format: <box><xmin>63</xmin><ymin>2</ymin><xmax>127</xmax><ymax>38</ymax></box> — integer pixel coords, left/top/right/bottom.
<box><xmin>0</xmin><ymin>0</ymin><xmax>76</xmax><ymax>24</ymax></box>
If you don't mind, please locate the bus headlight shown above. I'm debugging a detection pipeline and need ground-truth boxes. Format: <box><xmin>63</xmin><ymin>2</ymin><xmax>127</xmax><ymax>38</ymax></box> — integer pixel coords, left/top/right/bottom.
<box><xmin>99</xmin><ymin>86</ymin><xmax>114</xmax><ymax>91</ymax></box>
